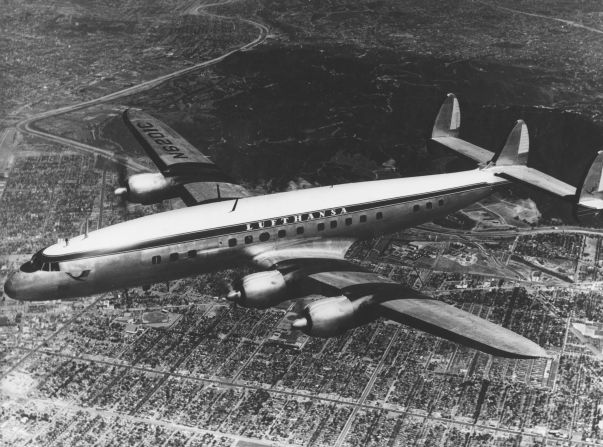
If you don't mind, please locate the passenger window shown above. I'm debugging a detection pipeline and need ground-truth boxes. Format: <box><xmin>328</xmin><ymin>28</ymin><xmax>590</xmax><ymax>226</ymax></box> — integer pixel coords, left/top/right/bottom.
<box><xmin>187</xmin><ymin>250</ymin><xmax>197</xmax><ymax>258</ymax></box>
<box><xmin>317</xmin><ymin>223</ymin><xmax>325</xmax><ymax>231</ymax></box>
<box><xmin>438</xmin><ymin>199</ymin><xmax>444</xmax><ymax>207</ymax></box>
<box><xmin>360</xmin><ymin>215</ymin><xmax>367</xmax><ymax>223</ymax></box>
<box><xmin>296</xmin><ymin>227</ymin><xmax>304</xmax><ymax>235</ymax></box>
<box><xmin>42</xmin><ymin>263</ymin><xmax>49</xmax><ymax>272</ymax></box>
<box><xmin>51</xmin><ymin>262</ymin><xmax>59</xmax><ymax>272</ymax></box>
<box><xmin>169</xmin><ymin>253</ymin><xmax>179</xmax><ymax>262</ymax></box>
<box><xmin>152</xmin><ymin>256</ymin><xmax>161</xmax><ymax>265</ymax></box>
<box><xmin>245</xmin><ymin>235</ymin><xmax>253</xmax><ymax>244</ymax></box>
<box><xmin>426</xmin><ymin>202</ymin><xmax>433</xmax><ymax>209</ymax></box>
<box><xmin>278</xmin><ymin>230</ymin><xmax>286</xmax><ymax>238</ymax></box>
<box><xmin>228</xmin><ymin>238</ymin><xmax>237</xmax><ymax>247</ymax></box>
<box><xmin>376</xmin><ymin>212</ymin><xmax>383</xmax><ymax>220</ymax></box>
<box><xmin>330</xmin><ymin>221</ymin><xmax>337</xmax><ymax>229</ymax></box>
<box><xmin>345</xmin><ymin>217</ymin><xmax>352</xmax><ymax>226</ymax></box>
<box><xmin>259</xmin><ymin>232</ymin><xmax>270</xmax><ymax>242</ymax></box>
<box><xmin>413</xmin><ymin>204</ymin><xmax>420</xmax><ymax>212</ymax></box>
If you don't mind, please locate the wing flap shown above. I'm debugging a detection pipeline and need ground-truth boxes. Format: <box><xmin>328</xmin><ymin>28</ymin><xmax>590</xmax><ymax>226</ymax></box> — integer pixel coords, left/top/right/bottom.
<box><xmin>182</xmin><ymin>182</ymin><xmax>252</xmax><ymax>205</ymax></box>
<box><xmin>307</xmin><ymin>270</ymin><xmax>413</xmax><ymax>298</ymax></box>
<box><xmin>252</xmin><ymin>239</ymin><xmax>357</xmax><ymax>270</ymax></box>
<box><xmin>378</xmin><ymin>298</ymin><xmax>547</xmax><ymax>358</ymax></box>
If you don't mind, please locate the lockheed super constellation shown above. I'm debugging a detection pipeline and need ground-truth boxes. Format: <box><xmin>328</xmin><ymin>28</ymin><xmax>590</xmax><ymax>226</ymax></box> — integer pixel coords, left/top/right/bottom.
<box><xmin>8</xmin><ymin>94</ymin><xmax>602</xmax><ymax>358</ymax></box>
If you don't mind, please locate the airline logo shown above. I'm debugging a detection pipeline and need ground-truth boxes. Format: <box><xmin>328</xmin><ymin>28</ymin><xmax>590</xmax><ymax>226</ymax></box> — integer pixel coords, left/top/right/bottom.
<box><xmin>245</xmin><ymin>207</ymin><xmax>348</xmax><ymax>231</ymax></box>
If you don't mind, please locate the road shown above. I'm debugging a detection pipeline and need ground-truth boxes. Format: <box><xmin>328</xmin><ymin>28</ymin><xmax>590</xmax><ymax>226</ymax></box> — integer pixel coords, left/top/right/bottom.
<box><xmin>333</xmin><ymin>326</ymin><xmax>401</xmax><ymax>446</ymax></box>
<box><xmin>0</xmin><ymin>295</ymin><xmax>105</xmax><ymax>380</ymax></box>
<box><xmin>11</xmin><ymin>0</ymin><xmax>269</xmax><ymax>171</ymax></box>
<box><xmin>12</xmin><ymin>346</ymin><xmax>549</xmax><ymax>441</ymax></box>
<box><xmin>477</xmin><ymin>1</ymin><xmax>603</xmax><ymax>36</ymax></box>
<box><xmin>416</xmin><ymin>223</ymin><xmax>603</xmax><ymax>239</ymax></box>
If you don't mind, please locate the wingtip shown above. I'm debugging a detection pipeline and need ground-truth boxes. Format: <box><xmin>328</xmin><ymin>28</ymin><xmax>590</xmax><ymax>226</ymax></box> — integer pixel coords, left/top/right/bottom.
<box><xmin>523</xmin><ymin>340</ymin><xmax>549</xmax><ymax>359</ymax></box>
<box><xmin>498</xmin><ymin>332</ymin><xmax>548</xmax><ymax>359</ymax></box>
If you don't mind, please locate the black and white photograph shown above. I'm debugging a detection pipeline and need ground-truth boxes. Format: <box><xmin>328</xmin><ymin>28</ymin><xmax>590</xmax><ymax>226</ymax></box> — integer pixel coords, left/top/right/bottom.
<box><xmin>1</xmin><ymin>0</ymin><xmax>603</xmax><ymax>445</ymax></box>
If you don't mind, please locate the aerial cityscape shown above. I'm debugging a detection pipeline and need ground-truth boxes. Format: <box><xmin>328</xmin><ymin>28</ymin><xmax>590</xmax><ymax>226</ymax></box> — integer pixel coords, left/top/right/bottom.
<box><xmin>3</xmin><ymin>0</ymin><xmax>603</xmax><ymax>446</ymax></box>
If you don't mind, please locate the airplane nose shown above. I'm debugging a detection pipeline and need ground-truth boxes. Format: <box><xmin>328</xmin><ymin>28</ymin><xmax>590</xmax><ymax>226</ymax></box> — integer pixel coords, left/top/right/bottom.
<box><xmin>4</xmin><ymin>273</ymin><xmax>17</xmax><ymax>299</ymax></box>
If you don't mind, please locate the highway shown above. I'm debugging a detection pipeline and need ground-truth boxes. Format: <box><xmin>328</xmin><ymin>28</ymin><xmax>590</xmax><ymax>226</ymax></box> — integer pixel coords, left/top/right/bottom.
<box><xmin>478</xmin><ymin>1</ymin><xmax>603</xmax><ymax>36</ymax></box>
<box><xmin>10</xmin><ymin>0</ymin><xmax>269</xmax><ymax>172</ymax></box>
<box><xmin>416</xmin><ymin>223</ymin><xmax>603</xmax><ymax>239</ymax></box>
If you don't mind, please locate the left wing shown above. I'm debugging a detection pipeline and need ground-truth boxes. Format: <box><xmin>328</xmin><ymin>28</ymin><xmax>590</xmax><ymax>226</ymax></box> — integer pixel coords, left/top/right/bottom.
<box><xmin>122</xmin><ymin>109</ymin><xmax>251</xmax><ymax>205</ymax></box>
<box><xmin>246</xmin><ymin>242</ymin><xmax>546</xmax><ymax>358</ymax></box>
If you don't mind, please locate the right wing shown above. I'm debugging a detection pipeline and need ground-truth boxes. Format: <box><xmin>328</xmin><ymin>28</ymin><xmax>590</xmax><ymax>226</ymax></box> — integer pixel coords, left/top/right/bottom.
<box><xmin>243</xmin><ymin>240</ymin><xmax>546</xmax><ymax>359</ymax></box>
<box><xmin>123</xmin><ymin>109</ymin><xmax>251</xmax><ymax>205</ymax></box>
<box><xmin>377</xmin><ymin>298</ymin><xmax>546</xmax><ymax>359</ymax></box>
<box><xmin>304</xmin><ymin>268</ymin><xmax>546</xmax><ymax>358</ymax></box>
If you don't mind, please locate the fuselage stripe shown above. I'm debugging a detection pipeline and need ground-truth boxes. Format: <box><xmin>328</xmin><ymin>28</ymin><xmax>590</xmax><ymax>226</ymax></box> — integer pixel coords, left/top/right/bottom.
<box><xmin>44</xmin><ymin>182</ymin><xmax>491</xmax><ymax>262</ymax></box>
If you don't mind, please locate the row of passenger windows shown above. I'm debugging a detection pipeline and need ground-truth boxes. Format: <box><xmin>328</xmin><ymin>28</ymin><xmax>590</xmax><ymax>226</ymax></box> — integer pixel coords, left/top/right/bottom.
<box><xmin>413</xmin><ymin>199</ymin><xmax>445</xmax><ymax>212</ymax></box>
<box><xmin>149</xmin><ymin>212</ymin><xmax>385</xmax><ymax>265</ymax></box>
<box><xmin>150</xmin><ymin>202</ymin><xmax>447</xmax><ymax>265</ymax></box>
<box><xmin>152</xmin><ymin>249</ymin><xmax>198</xmax><ymax>265</ymax></box>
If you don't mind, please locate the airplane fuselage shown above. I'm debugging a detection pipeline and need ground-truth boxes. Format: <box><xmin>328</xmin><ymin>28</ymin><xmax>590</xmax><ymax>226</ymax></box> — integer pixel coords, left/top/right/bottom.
<box><xmin>4</xmin><ymin>169</ymin><xmax>507</xmax><ymax>301</ymax></box>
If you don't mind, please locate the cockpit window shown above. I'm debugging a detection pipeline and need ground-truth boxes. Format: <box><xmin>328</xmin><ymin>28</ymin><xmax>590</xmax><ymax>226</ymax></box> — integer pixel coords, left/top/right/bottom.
<box><xmin>19</xmin><ymin>251</ymin><xmax>59</xmax><ymax>273</ymax></box>
<box><xmin>20</xmin><ymin>251</ymin><xmax>44</xmax><ymax>272</ymax></box>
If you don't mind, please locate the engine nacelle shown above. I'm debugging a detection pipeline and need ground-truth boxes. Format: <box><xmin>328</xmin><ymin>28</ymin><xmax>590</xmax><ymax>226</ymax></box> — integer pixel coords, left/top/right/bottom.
<box><xmin>229</xmin><ymin>271</ymin><xmax>288</xmax><ymax>309</ymax></box>
<box><xmin>294</xmin><ymin>295</ymin><xmax>374</xmax><ymax>338</ymax></box>
<box><xmin>115</xmin><ymin>173</ymin><xmax>180</xmax><ymax>205</ymax></box>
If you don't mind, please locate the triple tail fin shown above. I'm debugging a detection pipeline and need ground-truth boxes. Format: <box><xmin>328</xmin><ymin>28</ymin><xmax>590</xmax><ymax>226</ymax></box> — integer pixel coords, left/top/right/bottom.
<box><xmin>431</xmin><ymin>93</ymin><xmax>577</xmax><ymax>201</ymax></box>
<box><xmin>432</xmin><ymin>93</ymin><xmax>603</xmax><ymax>224</ymax></box>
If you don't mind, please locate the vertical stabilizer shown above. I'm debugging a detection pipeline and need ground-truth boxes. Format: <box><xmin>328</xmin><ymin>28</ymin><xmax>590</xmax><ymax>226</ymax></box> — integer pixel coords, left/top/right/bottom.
<box><xmin>577</xmin><ymin>151</ymin><xmax>603</xmax><ymax>214</ymax></box>
<box><xmin>493</xmin><ymin>120</ymin><xmax>529</xmax><ymax>166</ymax></box>
<box><xmin>432</xmin><ymin>93</ymin><xmax>461</xmax><ymax>138</ymax></box>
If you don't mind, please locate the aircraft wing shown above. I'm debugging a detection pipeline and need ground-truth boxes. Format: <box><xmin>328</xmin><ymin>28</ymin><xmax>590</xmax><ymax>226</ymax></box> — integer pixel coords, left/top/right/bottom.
<box><xmin>377</xmin><ymin>298</ymin><xmax>546</xmax><ymax>359</ymax></box>
<box><xmin>123</xmin><ymin>109</ymin><xmax>251</xmax><ymax>205</ymax></box>
<box><xmin>253</xmin><ymin>243</ymin><xmax>546</xmax><ymax>358</ymax></box>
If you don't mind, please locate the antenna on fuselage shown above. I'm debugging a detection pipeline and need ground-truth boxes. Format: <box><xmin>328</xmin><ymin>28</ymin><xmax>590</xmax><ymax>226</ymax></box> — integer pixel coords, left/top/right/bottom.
<box><xmin>216</xmin><ymin>184</ymin><xmax>221</xmax><ymax>199</ymax></box>
<box><xmin>231</xmin><ymin>198</ymin><xmax>239</xmax><ymax>212</ymax></box>
<box><xmin>84</xmin><ymin>219</ymin><xmax>89</xmax><ymax>239</ymax></box>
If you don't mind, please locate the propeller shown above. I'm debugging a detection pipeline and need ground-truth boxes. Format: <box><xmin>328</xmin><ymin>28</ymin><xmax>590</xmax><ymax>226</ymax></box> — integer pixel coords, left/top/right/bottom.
<box><xmin>291</xmin><ymin>317</ymin><xmax>308</xmax><ymax>329</ymax></box>
<box><xmin>113</xmin><ymin>156</ymin><xmax>129</xmax><ymax>212</ymax></box>
<box><xmin>223</xmin><ymin>278</ymin><xmax>242</xmax><ymax>313</ymax></box>
<box><xmin>289</xmin><ymin>297</ymin><xmax>312</xmax><ymax>330</ymax></box>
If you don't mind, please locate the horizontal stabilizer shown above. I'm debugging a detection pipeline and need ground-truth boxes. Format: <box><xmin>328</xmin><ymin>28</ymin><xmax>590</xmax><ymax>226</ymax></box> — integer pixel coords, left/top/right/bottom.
<box><xmin>494</xmin><ymin>165</ymin><xmax>576</xmax><ymax>199</ymax></box>
<box><xmin>378</xmin><ymin>298</ymin><xmax>547</xmax><ymax>358</ymax></box>
<box><xmin>431</xmin><ymin>93</ymin><xmax>494</xmax><ymax>164</ymax></box>
<box><xmin>494</xmin><ymin>120</ymin><xmax>529</xmax><ymax>166</ymax></box>
<box><xmin>431</xmin><ymin>136</ymin><xmax>494</xmax><ymax>165</ymax></box>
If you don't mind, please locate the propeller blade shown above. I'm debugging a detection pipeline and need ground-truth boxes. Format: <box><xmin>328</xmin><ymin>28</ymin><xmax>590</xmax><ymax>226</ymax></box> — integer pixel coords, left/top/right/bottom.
<box><xmin>226</xmin><ymin>289</ymin><xmax>241</xmax><ymax>302</ymax></box>
<box><xmin>292</xmin><ymin>317</ymin><xmax>308</xmax><ymax>329</ymax></box>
